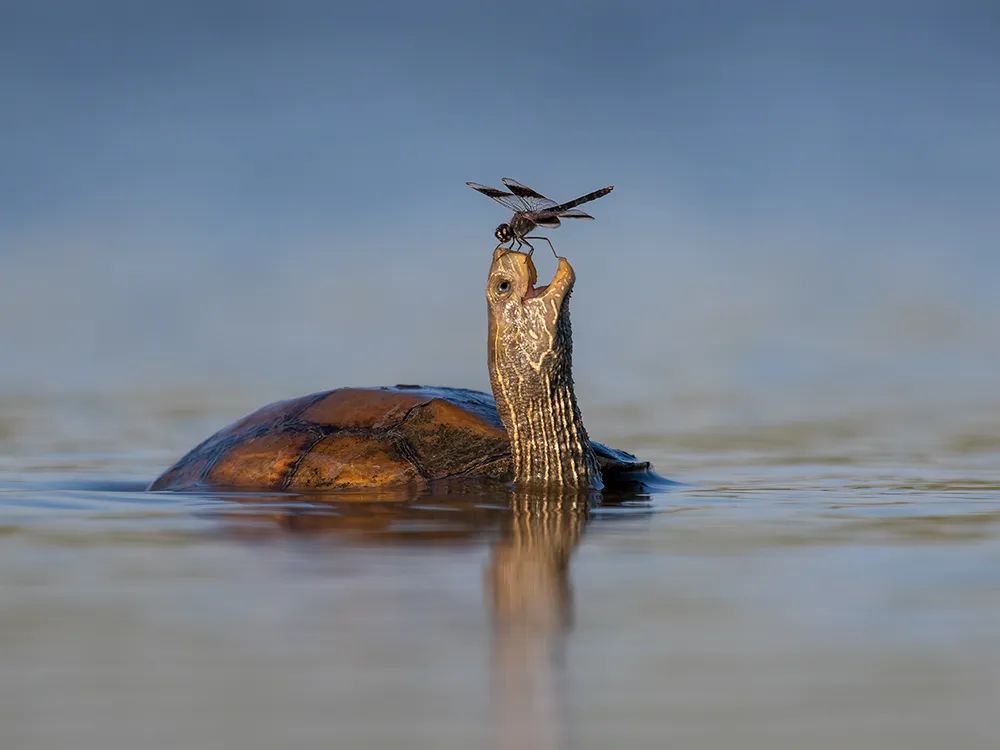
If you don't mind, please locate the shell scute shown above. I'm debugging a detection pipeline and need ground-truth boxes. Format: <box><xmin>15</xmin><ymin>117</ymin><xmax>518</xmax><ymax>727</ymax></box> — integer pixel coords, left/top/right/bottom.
<box><xmin>149</xmin><ymin>449</ymin><xmax>216</xmax><ymax>490</ymax></box>
<box><xmin>226</xmin><ymin>393</ymin><xmax>322</xmax><ymax>434</ymax></box>
<box><xmin>204</xmin><ymin>431</ymin><xmax>317</xmax><ymax>488</ymax></box>
<box><xmin>399</xmin><ymin>398</ymin><xmax>509</xmax><ymax>479</ymax></box>
<box><xmin>287</xmin><ymin>433</ymin><xmax>420</xmax><ymax>489</ymax></box>
<box><xmin>299</xmin><ymin>388</ymin><xmax>429</xmax><ymax>429</ymax></box>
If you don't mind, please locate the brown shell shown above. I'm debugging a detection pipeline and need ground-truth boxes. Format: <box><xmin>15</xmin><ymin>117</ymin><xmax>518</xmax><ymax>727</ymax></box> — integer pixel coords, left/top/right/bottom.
<box><xmin>150</xmin><ymin>385</ymin><xmax>649</xmax><ymax>492</ymax></box>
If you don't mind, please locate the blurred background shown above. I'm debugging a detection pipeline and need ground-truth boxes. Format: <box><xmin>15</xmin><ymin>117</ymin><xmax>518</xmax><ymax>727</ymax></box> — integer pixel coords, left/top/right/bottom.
<box><xmin>3</xmin><ymin>5</ymin><xmax>1000</xmax><ymax>750</ymax></box>
<box><xmin>2</xmin><ymin>0</ymin><xmax>997</xmax><ymax>443</ymax></box>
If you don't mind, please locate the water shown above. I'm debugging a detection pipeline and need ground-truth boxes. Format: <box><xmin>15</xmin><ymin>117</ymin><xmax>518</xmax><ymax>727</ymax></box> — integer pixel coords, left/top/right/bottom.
<box><xmin>2</xmin><ymin>388</ymin><xmax>998</xmax><ymax>750</ymax></box>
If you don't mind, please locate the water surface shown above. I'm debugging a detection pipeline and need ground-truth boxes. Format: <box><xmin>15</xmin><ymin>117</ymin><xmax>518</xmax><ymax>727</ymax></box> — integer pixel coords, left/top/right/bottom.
<box><xmin>2</xmin><ymin>389</ymin><xmax>998</xmax><ymax>750</ymax></box>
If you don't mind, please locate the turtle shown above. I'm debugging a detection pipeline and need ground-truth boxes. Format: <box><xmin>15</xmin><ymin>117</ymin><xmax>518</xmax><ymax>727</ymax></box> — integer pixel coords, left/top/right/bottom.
<box><xmin>150</xmin><ymin>247</ymin><xmax>655</xmax><ymax>492</ymax></box>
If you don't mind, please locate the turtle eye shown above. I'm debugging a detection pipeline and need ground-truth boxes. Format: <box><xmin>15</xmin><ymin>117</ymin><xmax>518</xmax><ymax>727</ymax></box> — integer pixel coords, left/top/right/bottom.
<box><xmin>496</xmin><ymin>279</ymin><xmax>511</xmax><ymax>294</ymax></box>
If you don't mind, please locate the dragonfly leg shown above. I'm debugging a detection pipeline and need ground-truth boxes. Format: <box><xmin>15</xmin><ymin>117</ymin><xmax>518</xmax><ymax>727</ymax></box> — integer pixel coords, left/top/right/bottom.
<box><xmin>520</xmin><ymin>238</ymin><xmax>535</xmax><ymax>256</ymax></box>
<box><xmin>524</xmin><ymin>236</ymin><xmax>557</xmax><ymax>259</ymax></box>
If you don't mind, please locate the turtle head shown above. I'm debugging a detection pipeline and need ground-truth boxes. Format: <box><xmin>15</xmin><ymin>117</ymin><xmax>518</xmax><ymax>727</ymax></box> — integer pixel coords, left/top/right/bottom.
<box><xmin>486</xmin><ymin>245</ymin><xmax>576</xmax><ymax>360</ymax></box>
<box><xmin>495</xmin><ymin>223</ymin><xmax>513</xmax><ymax>244</ymax></box>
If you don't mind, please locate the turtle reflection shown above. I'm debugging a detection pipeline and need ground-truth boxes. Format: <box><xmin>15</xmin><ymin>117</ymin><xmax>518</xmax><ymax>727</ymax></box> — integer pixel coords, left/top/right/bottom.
<box><xmin>200</xmin><ymin>485</ymin><xmax>639</xmax><ymax>749</ymax></box>
<box><xmin>487</xmin><ymin>491</ymin><xmax>587</xmax><ymax>634</ymax></box>
<box><xmin>486</xmin><ymin>490</ymin><xmax>591</xmax><ymax>750</ymax></box>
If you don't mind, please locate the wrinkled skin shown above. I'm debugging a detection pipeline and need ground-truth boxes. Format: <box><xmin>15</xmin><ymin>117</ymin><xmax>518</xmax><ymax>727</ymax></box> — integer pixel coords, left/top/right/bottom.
<box><xmin>486</xmin><ymin>247</ymin><xmax>603</xmax><ymax>489</ymax></box>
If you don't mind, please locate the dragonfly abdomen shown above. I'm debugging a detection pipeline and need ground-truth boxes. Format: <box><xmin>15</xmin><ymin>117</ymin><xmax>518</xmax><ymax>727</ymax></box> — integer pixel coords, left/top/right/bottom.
<box><xmin>548</xmin><ymin>186</ymin><xmax>614</xmax><ymax>213</ymax></box>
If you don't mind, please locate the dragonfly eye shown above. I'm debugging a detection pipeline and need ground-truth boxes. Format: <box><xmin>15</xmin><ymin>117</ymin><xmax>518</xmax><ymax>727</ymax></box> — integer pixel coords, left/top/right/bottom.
<box><xmin>495</xmin><ymin>224</ymin><xmax>511</xmax><ymax>241</ymax></box>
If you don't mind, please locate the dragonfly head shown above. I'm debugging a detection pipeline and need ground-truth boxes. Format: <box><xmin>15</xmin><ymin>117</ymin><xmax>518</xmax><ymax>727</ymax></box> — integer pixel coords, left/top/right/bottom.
<box><xmin>495</xmin><ymin>223</ymin><xmax>512</xmax><ymax>244</ymax></box>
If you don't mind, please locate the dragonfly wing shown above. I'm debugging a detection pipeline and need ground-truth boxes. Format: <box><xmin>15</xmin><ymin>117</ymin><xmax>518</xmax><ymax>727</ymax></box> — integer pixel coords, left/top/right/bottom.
<box><xmin>466</xmin><ymin>182</ymin><xmax>526</xmax><ymax>213</ymax></box>
<box><xmin>558</xmin><ymin>209</ymin><xmax>595</xmax><ymax>219</ymax></box>
<box><xmin>501</xmin><ymin>178</ymin><xmax>558</xmax><ymax>212</ymax></box>
<box><xmin>533</xmin><ymin>215</ymin><xmax>561</xmax><ymax>228</ymax></box>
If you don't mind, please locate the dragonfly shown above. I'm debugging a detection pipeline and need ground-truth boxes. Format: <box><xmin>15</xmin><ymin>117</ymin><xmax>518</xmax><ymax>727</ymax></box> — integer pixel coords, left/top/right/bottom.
<box><xmin>466</xmin><ymin>178</ymin><xmax>614</xmax><ymax>257</ymax></box>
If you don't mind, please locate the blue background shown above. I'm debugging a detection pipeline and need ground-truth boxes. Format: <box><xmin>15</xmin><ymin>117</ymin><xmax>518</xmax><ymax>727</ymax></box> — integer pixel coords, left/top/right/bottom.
<box><xmin>2</xmin><ymin>0</ymin><xmax>997</xmax><ymax>424</ymax></box>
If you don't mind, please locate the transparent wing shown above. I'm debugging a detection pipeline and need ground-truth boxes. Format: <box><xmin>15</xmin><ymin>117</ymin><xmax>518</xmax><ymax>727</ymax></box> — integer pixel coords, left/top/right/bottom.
<box><xmin>466</xmin><ymin>182</ymin><xmax>525</xmax><ymax>213</ymax></box>
<box><xmin>533</xmin><ymin>215</ymin><xmax>561</xmax><ymax>228</ymax></box>
<box><xmin>501</xmin><ymin>178</ymin><xmax>558</xmax><ymax>212</ymax></box>
<box><xmin>557</xmin><ymin>209</ymin><xmax>595</xmax><ymax>219</ymax></box>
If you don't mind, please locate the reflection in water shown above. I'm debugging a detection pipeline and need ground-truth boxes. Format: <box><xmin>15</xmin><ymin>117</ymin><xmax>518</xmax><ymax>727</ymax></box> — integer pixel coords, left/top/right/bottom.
<box><xmin>487</xmin><ymin>491</ymin><xmax>592</xmax><ymax>750</ymax></box>
<box><xmin>488</xmin><ymin>492</ymin><xmax>588</xmax><ymax>634</ymax></box>
<box><xmin>198</xmin><ymin>484</ymin><xmax>609</xmax><ymax>750</ymax></box>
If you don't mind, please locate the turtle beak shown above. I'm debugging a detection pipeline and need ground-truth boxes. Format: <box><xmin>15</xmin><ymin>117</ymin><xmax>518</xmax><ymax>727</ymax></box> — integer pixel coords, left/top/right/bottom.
<box><xmin>525</xmin><ymin>257</ymin><xmax>575</xmax><ymax>308</ymax></box>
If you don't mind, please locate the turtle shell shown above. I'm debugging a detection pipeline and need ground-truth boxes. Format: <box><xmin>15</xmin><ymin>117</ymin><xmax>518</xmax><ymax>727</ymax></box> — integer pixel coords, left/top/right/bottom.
<box><xmin>149</xmin><ymin>385</ymin><xmax>650</xmax><ymax>492</ymax></box>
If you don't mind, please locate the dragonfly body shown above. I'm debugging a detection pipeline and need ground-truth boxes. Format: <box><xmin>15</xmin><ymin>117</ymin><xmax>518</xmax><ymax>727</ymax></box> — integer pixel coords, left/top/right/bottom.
<box><xmin>506</xmin><ymin>213</ymin><xmax>539</xmax><ymax>242</ymax></box>
<box><xmin>467</xmin><ymin>178</ymin><xmax>613</xmax><ymax>257</ymax></box>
